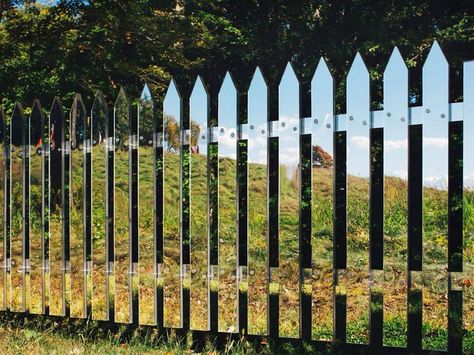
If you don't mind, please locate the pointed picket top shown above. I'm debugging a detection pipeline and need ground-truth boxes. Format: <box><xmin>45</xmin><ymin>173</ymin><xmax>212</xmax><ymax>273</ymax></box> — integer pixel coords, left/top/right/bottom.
<box><xmin>191</xmin><ymin>75</ymin><xmax>209</xmax><ymax>100</ymax></box>
<box><xmin>219</xmin><ymin>71</ymin><xmax>236</xmax><ymax>97</ymax></box>
<box><xmin>71</xmin><ymin>94</ymin><xmax>87</xmax><ymax>134</ymax></box>
<box><xmin>140</xmin><ymin>84</ymin><xmax>154</xmax><ymax>123</ymax></box>
<box><xmin>114</xmin><ymin>87</ymin><xmax>130</xmax><ymax>126</ymax></box>
<box><xmin>313</xmin><ymin>57</ymin><xmax>333</xmax><ymax>85</ymax></box>
<box><xmin>31</xmin><ymin>99</ymin><xmax>44</xmax><ymax>117</ymax></box>
<box><xmin>347</xmin><ymin>52</ymin><xmax>369</xmax><ymax>81</ymax></box>
<box><xmin>279</xmin><ymin>62</ymin><xmax>298</xmax><ymax>86</ymax></box>
<box><xmin>218</xmin><ymin>71</ymin><xmax>237</xmax><ymax>128</ymax></box>
<box><xmin>347</xmin><ymin>52</ymin><xmax>370</xmax><ymax>121</ymax></box>
<box><xmin>71</xmin><ymin>93</ymin><xmax>87</xmax><ymax>148</ymax></box>
<box><xmin>141</xmin><ymin>83</ymin><xmax>153</xmax><ymax>103</ymax></box>
<box><xmin>11</xmin><ymin>102</ymin><xmax>25</xmax><ymax>123</ymax></box>
<box><xmin>279</xmin><ymin>62</ymin><xmax>299</xmax><ymax>134</ymax></box>
<box><xmin>163</xmin><ymin>78</ymin><xmax>181</xmax><ymax>133</ymax></box>
<box><xmin>115</xmin><ymin>86</ymin><xmax>129</xmax><ymax>109</ymax></box>
<box><xmin>49</xmin><ymin>97</ymin><xmax>64</xmax><ymax>153</ymax></box>
<box><xmin>423</xmin><ymin>41</ymin><xmax>449</xmax><ymax>119</ymax></box>
<box><xmin>30</xmin><ymin>100</ymin><xmax>45</xmax><ymax>145</ymax></box>
<box><xmin>114</xmin><ymin>87</ymin><xmax>130</xmax><ymax>150</ymax></box>
<box><xmin>384</xmin><ymin>47</ymin><xmax>408</xmax><ymax>118</ymax></box>
<box><xmin>92</xmin><ymin>90</ymin><xmax>107</xmax><ymax>113</ymax></box>
<box><xmin>423</xmin><ymin>41</ymin><xmax>448</xmax><ymax>73</ymax></box>
<box><xmin>50</xmin><ymin>96</ymin><xmax>64</xmax><ymax>118</ymax></box>
<box><xmin>190</xmin><ymin>75</ymin><xmax>208</xmax><ymax>128</ymax></box>
<box><xmin>190</xmin><ymin>75</ymin><xmax>208</xmax><ymax>155</ymax></box>
<box><xmin>12</xmin><ymin>102</ymin><xmax>24</xmax><ymax>119</ymax></box>
<box><xmin>248</xmin><ymin>67</ymin><xmax>268</xmax><ymax>128</ymax></box>
<box><xmin>164</xmin><ymin>78</ymin><xmax>181</xmax><ymax>101</ymax></box>
<box><xmin>71</xmin><ymin>93</ymin><xmax>87</xmax><ymax>118</ymax></box>
<box><xmin>249</xmin><ymin>67</ymin><xmax>267</xmax><ymax>96</ymax></box>
<box><xmin>11</xmin><ymin>103</ymin><xmax>25</xmax><ymax>147</ymax></box>
<box><xmin>385</xmin><ymin>46</ymin><xmax>406</xmax><ymax>74</ymax></box>
<box><xmin>139</xmin><ymin>83</ymin><xmax>155</xmax><ymax>145</ymax></box>
<box><xmin>312</xmin><ymin>57</ymin><xmax>334</xmax><ymax>123</ymax></box>
<box><xmin>91</xmin><ymin>91</ymin><xmax>107</xmax><ymax>144</ymax></box>
<box><xmin>31</xmin><ymin>99</ymin><xmax>45</xmax><ymax>124</ymax></box>
<box><xmin>218</xmin><ymin>71</ymin><xmax>237</xmax><ymax>156</ymax></box>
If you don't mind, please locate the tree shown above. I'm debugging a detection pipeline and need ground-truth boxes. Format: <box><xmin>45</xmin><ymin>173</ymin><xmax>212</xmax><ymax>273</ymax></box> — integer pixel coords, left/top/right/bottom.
<box><xmin>0</xmin><ymin>0</ymin><xmax>472</xmax><ymax>112</ymax></box>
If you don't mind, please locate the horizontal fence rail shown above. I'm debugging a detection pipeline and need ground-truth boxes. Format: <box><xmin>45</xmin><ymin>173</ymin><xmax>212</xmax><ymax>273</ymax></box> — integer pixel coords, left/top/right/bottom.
<box><xmin>0</xmin><ymin>41</ymin><xmax>473</xmax><ymax>353</ymax></box>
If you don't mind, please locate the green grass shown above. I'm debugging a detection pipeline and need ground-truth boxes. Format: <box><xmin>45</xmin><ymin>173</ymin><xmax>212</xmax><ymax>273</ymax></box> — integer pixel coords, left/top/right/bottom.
<box><xmin>3</xmin><ymin>143</ymin><xmax>474</xmax><ymax>351</ymax></box>
<box><xmin>1</xmin><ymin>312</ymin><xmax>472</xmax><ymax>354</ymax></box>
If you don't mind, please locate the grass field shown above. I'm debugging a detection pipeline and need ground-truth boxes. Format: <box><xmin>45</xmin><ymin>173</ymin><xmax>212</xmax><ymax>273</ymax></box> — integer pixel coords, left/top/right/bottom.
<box><xmin>2</xmin><ymin>143</ymin><xmax>474</xmax><ymax>352</ymax></box>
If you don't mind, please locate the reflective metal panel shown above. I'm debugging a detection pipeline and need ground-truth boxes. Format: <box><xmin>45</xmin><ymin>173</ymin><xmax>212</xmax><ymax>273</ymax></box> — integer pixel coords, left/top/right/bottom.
<box><xmin>189</xmin><ymin>77</ymin><xmax>209</xmax><ymax>331</ymax></box>
<box><xmin>91</xmin><ymin>92</ymin><xmax>109</xmax><ymax>320</ymax></box>
<box><xmin>463</xmin><ymin>60</ymin><xmax>474</xmax><ymax>353</ymax></box>
<box><xmin>0</xmin><ymin>108</ymin><xmax>5</xmax><ymax>310</ymax></box>
<box><xmin>217</xmin><ymin>72</ymin><xmax>238</xmax><ymax>332</ymax></box>
<box><xmin>162</xmin><ymin>80</ymin><xmax>182</xmax><ymax>328</ymax></box>
<box><xmin>422</xmin><ymin>42</ymin><xmax>448</xmax><ymax>351</ymax></box>
<box><xmin>138</xmin><ymin>85</ymin><xmax>157</xmax><ymax>325</ymax></box>
<box><xmin>311</xmin><ymin>58</ymin><xmax>334</xmax><ymax>340</ymax></box>
<box><xmin>277</xmin><ymin>63</ymin><xmax>300</xmax><ymax>338</ymax></box>
<box><xmin>69</xmin><ymin>94</ymin><xmax>87</xmax><ymax>318</ymax></box>
<box><xmin>346</xmin><ymin>53</ymin><xmax>370</xmax><ymax>343</ymax></box>
<box><xmin>247</xmin><ymin>68</ymin><xmax>268</xmax><ymax>335</ymax></box>
<box><xmin>28</xmin><ymin>101</ymin><xmax>45</xmax><ymax>314</ymax></box>
<box><xmin>49</xmin><ymin>97</ymin><xmax>66</xmax><ymax>316</ymax></box>
<box><xmin>383</xmin><ymin>48</ymin><xmax>408</xmax><ymax>346</ymax></box>
<box><xmin>10</xmin><ymin>104</ymin><xmax>26</xmax><ymax>312</ymax></box>
<box><xmin>113</xmin><ymin>88</ymin><xmax>132</xmax><ymax>323</ymax></box>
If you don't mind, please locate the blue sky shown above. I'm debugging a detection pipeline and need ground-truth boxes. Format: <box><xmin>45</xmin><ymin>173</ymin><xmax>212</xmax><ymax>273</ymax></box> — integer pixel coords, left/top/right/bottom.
<box><xmin>162</xmin><ymin>43</ymin><xmax>454</xmax><ymax>189</ymax></box>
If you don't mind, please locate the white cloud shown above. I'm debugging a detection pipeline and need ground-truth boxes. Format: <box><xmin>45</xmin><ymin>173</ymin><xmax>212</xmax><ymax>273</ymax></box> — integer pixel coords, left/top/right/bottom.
<box><xmin>350</xmin><ymin>136</ymin><xmax>369</xmax><ymax>150</ymax></box>
<box><xmin>464</xmin><ymin>174</ymin><xmax>474</xmax><ymax>190</ymax></box>
<box><xmin>424</xmin><ymin>175</ymin><xmax>448</xmax><ymax>190</ymax></box>
<box><xmin>385</xmin><ymin>139</ymin><xmax>408</xmax><ymax>151</ymax></box>
<box><xmin>349</xmin><ymin>136</ymin><xmax>447</xmax><ymax>151</ymax></box>
<box><xmin>423</xmin><ymin>137</ymin><xmax>448</xmax><ymax>149</ymax></box>
<box><xmin>217</xmin><ymin>127</ymin><xmax>238</xmax><ymax>150</ymax></box>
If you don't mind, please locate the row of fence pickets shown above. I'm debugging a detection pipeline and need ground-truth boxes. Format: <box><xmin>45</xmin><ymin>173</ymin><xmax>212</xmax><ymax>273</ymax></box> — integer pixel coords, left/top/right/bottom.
<box><xmin>0</xmin><ymin>41</ymin><xmax>472</xmax><ymax>353</ymax></box>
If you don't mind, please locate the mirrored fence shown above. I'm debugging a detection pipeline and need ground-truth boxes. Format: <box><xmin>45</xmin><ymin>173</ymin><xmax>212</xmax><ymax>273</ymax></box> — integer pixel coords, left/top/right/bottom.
<box><xmin>91</xmin><ymin>92</ymin><xmax>109</xmax><ymax>321</ymax></box>
<box><xmin>162</xmin><ymin>80</ymin><xmax>182</xmax><ymax>328</ymax></box>
<box><xmin>49</xmin><ymin>97</ymin><xmax>66</xmax><ymax>316</ymax></box>
<box><xmin>69</xmin><ymin>94</ymin><xmax>88</xmax><ymax>319</ymax></box>
<box><xmin>138</xmin><ymin>85</ymin><xmax>157</xmax><ymax>326</ymax></box>
<box><xmin>310</xmin><ymin>58</ymin><xmax>334</xmax><ymax>341</ymax></box>
<box><xmin>10</xmin><ymin>103</ymin><xmax>25</xmax><ymax>313</ymax></box>
<box><xmin>421</xmin><ymin>43</ymin><xmax>449</xmax><ymax>351</ymax></box>
<box><xmin>0</xmin><ymin>42</ymin><xmax>472</xmax><ymax>353</ymax></box>
<box><xmin>382</xmin><ymin>48</ymin><xmax>408</xmax><ymax>348</ymax></box>
<box><xmin>247</xmin><ymin>68</ymin><xmax>268</xmax><ymax>335</ymax></box>
<box><xmin>113</xmin><ymin>88</ymin><xmax>132</xmax><ymax>324</ymax></box>
<box><xmin>277</xmin><ymin>64</ymin><xmax>301</xmax><ymax>338</ymax></box>
<box><xmin>345</xmin><ymin>53</ymin><xmax>371</xmax><ymax>345</ymax></box>
<box><xmin>28</xmin><ymin>101</ymin><xmax>47</xmax><ymax>315</ymax></box>
<box><xmin>189</xmin><ymin>77</ymin><xmax>209</xmax><ymax>331</ymax></box>
<box><xmin>217</xmin><ymin>73</ymin><xmax>238</xmax><ymax>333</ymax></box>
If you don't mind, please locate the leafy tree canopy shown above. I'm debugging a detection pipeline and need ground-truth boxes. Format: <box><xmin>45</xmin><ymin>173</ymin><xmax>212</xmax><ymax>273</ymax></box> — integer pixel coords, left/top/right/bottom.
<box><xmin>0</xmin><ymin>0</ymin><xmax>472</xmax><ymax>113</ymax></box>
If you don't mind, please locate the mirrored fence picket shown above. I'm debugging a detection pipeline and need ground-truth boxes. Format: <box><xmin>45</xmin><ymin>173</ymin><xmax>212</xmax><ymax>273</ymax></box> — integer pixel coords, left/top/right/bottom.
<box><xmin>0</xmin><ymin>41</ymin><xmax>473</xmax><ymax>353</ymax></box>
